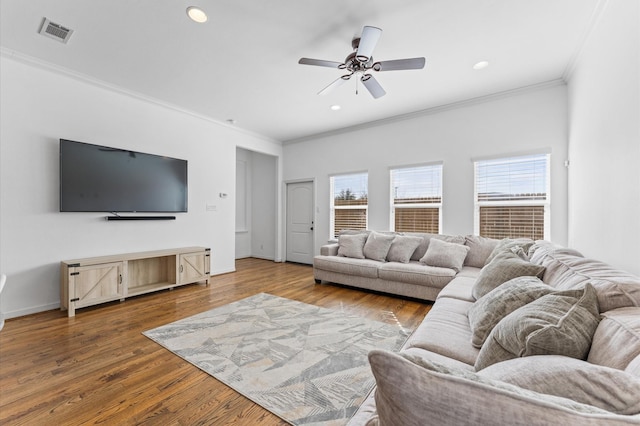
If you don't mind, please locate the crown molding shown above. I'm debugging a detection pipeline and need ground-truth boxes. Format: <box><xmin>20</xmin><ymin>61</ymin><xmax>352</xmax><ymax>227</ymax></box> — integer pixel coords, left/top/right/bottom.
<box><xmin>0</xmin><ymin>47</ymin><xmax>282</xmax><ymax>146</ymax></box>
<box><xmin>561</xmin><ymin>0</ymin><xmax>610</xmax><ymax>82</ymax></box>
<box><xmin>283</xmin><ymin>79</ymin><xmax>565</xmax><ymax>145</ymax></box>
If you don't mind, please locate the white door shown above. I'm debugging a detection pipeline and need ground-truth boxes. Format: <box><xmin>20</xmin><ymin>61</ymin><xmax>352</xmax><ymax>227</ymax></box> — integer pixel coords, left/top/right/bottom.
<box><xmin>286</xmin><ymin>181</ymin><xmax>314</xmax><ymax>264</ymax></box>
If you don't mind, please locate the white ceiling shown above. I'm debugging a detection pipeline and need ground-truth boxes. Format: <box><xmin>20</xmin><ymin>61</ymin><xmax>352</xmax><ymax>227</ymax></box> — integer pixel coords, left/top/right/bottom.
<box><xmin>0</xmin><ymin>0</ymin><xmax>601</xmax><ymax>143</ymax></box>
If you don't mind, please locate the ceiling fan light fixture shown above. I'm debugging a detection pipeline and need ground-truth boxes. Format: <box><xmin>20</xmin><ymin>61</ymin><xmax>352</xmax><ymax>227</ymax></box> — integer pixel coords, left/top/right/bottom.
<box><xmin>473</xmin><ymin>60</ymin><xmax>489</xmax><ymax>70</ymax></box>
<box><xmin>187</xmin><ymin>6</ymin><xmax>208</xmax><ymax>23</ymax></box>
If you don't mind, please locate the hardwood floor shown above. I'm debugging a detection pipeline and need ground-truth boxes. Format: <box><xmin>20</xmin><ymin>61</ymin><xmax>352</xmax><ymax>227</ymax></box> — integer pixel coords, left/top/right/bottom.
<box><xmin>0</xmin><ymin>258</ymin><xmax>432</xmax><ymax>425</ymax></box>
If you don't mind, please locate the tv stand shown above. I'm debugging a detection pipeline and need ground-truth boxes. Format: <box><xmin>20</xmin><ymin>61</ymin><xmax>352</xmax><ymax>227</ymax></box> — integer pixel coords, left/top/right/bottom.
<box><xmin>60</xmin><ymin>247</ymin><xmax>210</xmax><ymax>317</ymax></box>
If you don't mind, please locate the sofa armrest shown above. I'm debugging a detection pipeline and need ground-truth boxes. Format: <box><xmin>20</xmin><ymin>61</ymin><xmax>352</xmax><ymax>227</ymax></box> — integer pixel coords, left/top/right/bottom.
<box><xmin>320</xmin><ymin>243</ymin><xmax>339</xmax><ymax>256</ymax></box>
<box><xmin>368</xmin><ymin>350</ymin><xmax>640</xmax><ymax>426</ymax></box>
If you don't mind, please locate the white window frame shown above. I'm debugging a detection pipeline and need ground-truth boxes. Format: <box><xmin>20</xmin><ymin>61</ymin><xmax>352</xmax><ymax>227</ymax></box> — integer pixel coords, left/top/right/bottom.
<box><xmin>389</xmin><ymin>163</ymin><xmax>443</xmax><ymax>234</ymax></box>
<box><xmin>329</xmin><ymin>172</ymin><xmax>368</xmax><ymax>240</ymax></box>
<box><xmin>473</xmin><ymin>152</ymin><xmax>551</xmax><ymax>240</ymax></box>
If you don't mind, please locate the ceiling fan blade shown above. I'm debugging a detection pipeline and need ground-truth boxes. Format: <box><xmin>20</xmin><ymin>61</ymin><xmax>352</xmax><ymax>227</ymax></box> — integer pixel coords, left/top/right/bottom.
<box><xmin>298</xmin><ymin>58</ymin><xmax>343</xmax><ymax>68</ymax></box>
<box><xmin>318</xmin><ymin>75</ymin><xmax>350</xmax><ymax>95</ymax></box>
<box><xmin>373</xmin><ymin>57</ymin><xmax>426</xmax><ymax>71</ymax></box>
<box><xmin>361</xmin><ymin>74</ymin><xmax>386</xmax><ymax>99</ymax></box>
<box><xmin>356</xmin><ymin>26</ymin><xmax>382</xmax><ymax>62</ymax></box>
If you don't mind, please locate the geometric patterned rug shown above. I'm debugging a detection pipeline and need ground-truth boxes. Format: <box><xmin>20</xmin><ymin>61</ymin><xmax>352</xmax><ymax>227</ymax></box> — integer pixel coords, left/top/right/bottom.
<box><xmin>143</xmin><ymin>293</ymin><xmax>412</xmax><ymax>425</ymax></box>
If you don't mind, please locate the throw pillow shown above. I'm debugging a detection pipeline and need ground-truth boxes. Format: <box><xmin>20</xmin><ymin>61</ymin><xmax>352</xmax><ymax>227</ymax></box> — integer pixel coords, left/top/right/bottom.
<box><xmin>474</xmin><ymin>284</ymin><xmax>601</xmax><ymax>371</ymax></box>
<box><xmin>468</xmin><ymin>276</ymin><xmax>554</xmax><ymax>348</ymax></box>
<box><xmin>479</xmin><ymin>355</ymin><xmax>640</xmax><ymax>415</ymax></box>
<box><xmin>485</xmin><ymin>237</ymin><xmax>535</xmax><ymax>266</ymax></box>
<box><xmin>472</xmin><ymin>251</ymin><xmax>545</xmax><ymax>300</ymax></box>
<box><xmin>463</xmin><ymin>235</ymin><xmax>500</xmax><ymax>267</ymax></box>
<box><xmin>362</xmin><ymin>231</ymin><xmax>396</xmax><ymax>262</ymax></box>
<box><xmin>405</xmin><ymin>233</ymin><xmax>466</xmax><ymax>261</ymax></box>
<box><xmin>419</xmin><ymin>238</ymin><xmax>470</xmax><ymax>273</ymax></box>
<box><xmin>336</xmin><ymin>233</ymin><xmax>368</xmax><ymax>259</ymax></box>
<box><xmin>386</xmin><ymin>235</ymin><xmax>423</xmax><ymax>263</ymax></box>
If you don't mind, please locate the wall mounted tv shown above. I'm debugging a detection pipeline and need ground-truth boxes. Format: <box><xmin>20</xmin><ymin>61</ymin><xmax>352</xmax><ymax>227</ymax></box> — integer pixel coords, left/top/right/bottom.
<box><xmin>60</xmin><ymin>139</ymin><xmax>188</xmax><ymax>213</ymax></box>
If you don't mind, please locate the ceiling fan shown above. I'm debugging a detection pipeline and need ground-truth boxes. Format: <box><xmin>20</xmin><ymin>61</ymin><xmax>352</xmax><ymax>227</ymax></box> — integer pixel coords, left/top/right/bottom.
<box><xmin>298</xmin><ymin>26</ymin><xmax>426</xmax><ymax>99</ymax></box>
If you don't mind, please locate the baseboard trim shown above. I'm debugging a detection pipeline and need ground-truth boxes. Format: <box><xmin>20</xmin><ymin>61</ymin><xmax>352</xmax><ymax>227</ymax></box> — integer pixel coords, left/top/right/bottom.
<box><xmin>4</xmin><ymin>302</ymin><xmax>61</xmax><ymax>320</ymax></box>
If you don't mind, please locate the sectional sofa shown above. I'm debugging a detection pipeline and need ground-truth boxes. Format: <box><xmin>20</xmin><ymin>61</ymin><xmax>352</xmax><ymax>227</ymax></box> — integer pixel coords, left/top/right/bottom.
<box><xmin>313</xmin><ymin>231</ymin><xmax>640</xmax><ymax>425</ymax></box>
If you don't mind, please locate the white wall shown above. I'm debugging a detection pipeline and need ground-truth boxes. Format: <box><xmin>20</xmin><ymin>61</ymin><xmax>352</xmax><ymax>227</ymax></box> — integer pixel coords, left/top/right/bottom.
<box><xmin>566</xmin><ymin>0</ymin><xmax>640</xmax><ymax>275</ymax></box>
<box><xmin>235</xmin><ymin>148</ymin><xmax>252</xmax><ymax>258</ymax></box>
<box><xmin>0</xmin><ymin>55</ymin><xmax>283</xmax><ymax>318</ymax></box>
<box><xmin>283</xmin><ymin>84</ymin><xmax>570</xmax><ymax>256</ymax></box>
<box><xmin>251</xmin><ymin>152</ymin><xmax>277</xmax><ymax>260</ymax></box>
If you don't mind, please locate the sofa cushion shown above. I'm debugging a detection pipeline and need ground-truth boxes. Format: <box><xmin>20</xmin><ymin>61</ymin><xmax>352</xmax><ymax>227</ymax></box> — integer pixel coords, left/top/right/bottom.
<box><xmin>463</xmin><ymin>235</ymin><xmax>500</xmax><ymax>267</ymax></box>
<box><xmin>313</xmin><ymin>255</ymin><xmax>380</xmax><ymax>279</ymax></box>
<box><xmin>588</xmin><ymin>307</ymin><xmax>640</xmax><ymax>372</ymax></box>
<box><xmin>468</xmin><ymin>276</ymin><xmax>554</xmax><ymax>348</ymax></box>
<box><xmin>475</xmin><ymin>284</ymin><xmax>600</xmax><ymax>370</ymax></box>
<box><xmin>400</xmin><ymin>347</ymin><xmax>475</xmax><ymax>372</ymax></box>
<box><xmin>405</xmin><ymin>233</ymin><xmax>465</xmax><ymax>261</ymax></box>
<box><xmin>404</xmin><ymin>297</ymin><xmax>479</xmax><ymax>365</ymax></box>
<box><xmin>419</xmin><ymin>238</ymin><xmax>470</xmax><ymax>273</ymax></box>
<box><xmin>436</xmin><ymin>276</ymin><xmax>476</xmax><ymax>302</ymax></box>
<box><xmin>377</xmin><ymin>261</ymin><xmax>455</xmax><ymax>288</ymax></box>
<box><xmin>369</xmin><ymin>349</ymin><xmax>618</xmax><ymax>426</ymax></box>
<box><xmin>485</xmin><ymin>237</ymin><xmax>535</xmax><ymax>265</ymax></box>
<box><xmin>337</xmin><ymin>233</ymin><xmax>368</xmax><ymax>259</ymax></box>
<box><xmin>479</xmin><ymin>355</ymin><xmax>640</xmax><ymax>415</ymax></box>
<box><xmin>385</xmin><ymin>235</ymin><xmax>423</xmax><ymax>263</ymax></box>
<box><xmin>472</xmin><ymin>251</ymin><xmax>546</xmax><ymax>300</ymax></box>
<box><xmin>362</xmin><ymin>231</ymin><xmax>395</xmax><ymax>262</ymax></box>
<box><xmin>627</xmin><ymin>355</ymin><xmax>640</xmax><ymax>378</ymax></box>
<box><xmin>528</xmin><ymin>240</ymin><xmax>584</xmax><ymax>265</ymax></box>
<box><xmin>536</xmin><ymin>252</ymin><xmax>640</xmax><ymax>312</ymax></box>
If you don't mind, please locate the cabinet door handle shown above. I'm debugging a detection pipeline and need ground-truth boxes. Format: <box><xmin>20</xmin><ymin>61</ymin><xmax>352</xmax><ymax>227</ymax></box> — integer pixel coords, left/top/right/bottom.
<box><xmin>179</xmin><ymin>265</ymin><xmax>183</xmax><ymax>273</ymax></box>
<box><xmin>119</xmin><ymin>274</ymin><xmax>122</xmax><ymax>284</ymax></box>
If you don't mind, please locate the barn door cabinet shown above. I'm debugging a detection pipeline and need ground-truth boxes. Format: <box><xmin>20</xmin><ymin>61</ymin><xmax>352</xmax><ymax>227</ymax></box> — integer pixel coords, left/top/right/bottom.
<box><xmin>61</xmin><ymin>247</ymin><xmax>210</xmax><ymax>317</ymax></box>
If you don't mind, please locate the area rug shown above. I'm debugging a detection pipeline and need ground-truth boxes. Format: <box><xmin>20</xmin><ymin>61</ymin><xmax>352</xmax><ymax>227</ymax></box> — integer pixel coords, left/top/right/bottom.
<box><xmin>143</xmin><ymin>293</ymin><xmax>411</xmax><ymax>425</ymax></box>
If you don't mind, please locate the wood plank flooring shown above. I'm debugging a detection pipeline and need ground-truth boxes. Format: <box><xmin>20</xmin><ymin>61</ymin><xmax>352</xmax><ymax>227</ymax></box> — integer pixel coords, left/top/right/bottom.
<box><xmin>0</xmin><ymin>258</ymin><xmax>432</xmax><ymax>425</ymax></box>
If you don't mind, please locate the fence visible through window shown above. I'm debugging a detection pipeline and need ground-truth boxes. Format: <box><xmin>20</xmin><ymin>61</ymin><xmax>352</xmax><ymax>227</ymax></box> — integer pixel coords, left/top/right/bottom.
<box><xmin>391</xmin><ymin>164</ymin><xmax>442</xmax><ymax>233</ymax></box>
<box><xmin>474</xmin><ymin>153</ymin><xmax>550</xmax><ymax>240</ymax></box>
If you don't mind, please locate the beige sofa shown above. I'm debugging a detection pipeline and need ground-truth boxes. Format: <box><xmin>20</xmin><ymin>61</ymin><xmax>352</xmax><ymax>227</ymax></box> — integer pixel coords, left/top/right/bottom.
<box><xmin>315</xmin><ymin>233</ymin><xmax>640</xmax><ymax>425</ymax></box>
<box><xmin>314</xmin><ymin>232</ymin><xmax>494</xmax><ymax>301</ymax></box>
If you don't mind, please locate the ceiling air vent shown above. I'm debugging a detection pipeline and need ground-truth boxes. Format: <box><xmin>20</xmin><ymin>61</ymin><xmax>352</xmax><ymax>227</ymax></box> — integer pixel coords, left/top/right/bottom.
<box><xmin>39</xmin><ymin>18</ymin><xmax>73</xmax><ymax>44</ymax></box>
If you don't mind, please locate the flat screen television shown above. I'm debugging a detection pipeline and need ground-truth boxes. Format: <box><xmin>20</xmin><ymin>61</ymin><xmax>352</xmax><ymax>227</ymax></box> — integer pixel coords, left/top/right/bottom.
<box><xmin>60</xmin><ymin>139</ymin><xmax>188</xmax><ymax>213</ymax></box>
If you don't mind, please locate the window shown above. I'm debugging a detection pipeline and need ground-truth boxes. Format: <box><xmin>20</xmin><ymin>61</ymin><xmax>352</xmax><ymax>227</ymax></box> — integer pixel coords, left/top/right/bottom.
<box><xmin>390</xmin><ymin>163</ymin><xmax>442</xmax><ymax>233</ymax></box>
<box><xmin>474</xmin><ymin>153</ymin><xmax>550</xmax><ymax>240</ymax></box>
<box><xmin>330</xmin><ymin>172</ymin><xmax>368</xmax><ymax>239</ymax></box>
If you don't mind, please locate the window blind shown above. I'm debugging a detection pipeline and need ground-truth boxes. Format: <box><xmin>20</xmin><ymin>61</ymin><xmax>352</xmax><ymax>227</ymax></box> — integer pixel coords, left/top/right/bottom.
<box><xmin>391</xmin><ymin>165</ymin><xmax>442</xmax><ymax>204</ymax></box>
<box><xmin>475</xmin><ymin>154</ymin><xmax>548</xmax><ymax>202</ymax></box>
<box><xmin>391</xmin><ymin>164</ymin><xmax>442</xmax><ymax>232</ymax></box>
<box><xmin>331</xmin><ymin>172</ymin><xmax>368</xmax><ymax>238</ymax></box>
<box><xmin>474</xmin><ymin>153</ymin><xmax>549</xmax><ymax>239</ymax></box>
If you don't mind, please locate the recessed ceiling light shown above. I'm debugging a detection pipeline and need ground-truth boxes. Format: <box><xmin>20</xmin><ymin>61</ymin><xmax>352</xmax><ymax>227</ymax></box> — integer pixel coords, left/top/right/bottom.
<box><xmin>473</xmin><ymin>61</ymin><xmax>489</xmax><ymax>70</ymax></box>
<box><xmin>186</xmin><ymin>6</ymin><xmax>208</xmax><ymax>23</ymax></box>
<box><xmin>330</xmin><ymin>105</ymin><xmax>341</xmax><ymax>111</ymax></box>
